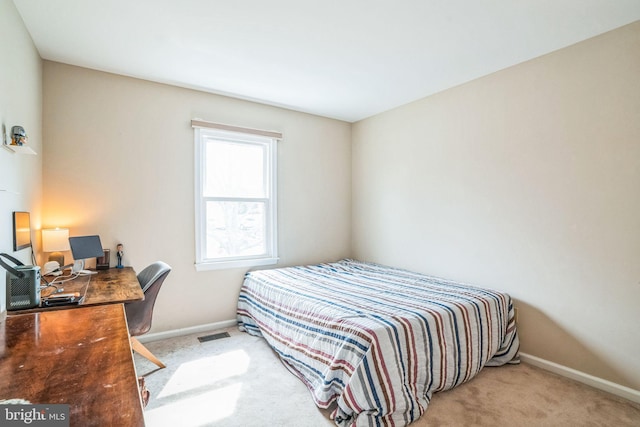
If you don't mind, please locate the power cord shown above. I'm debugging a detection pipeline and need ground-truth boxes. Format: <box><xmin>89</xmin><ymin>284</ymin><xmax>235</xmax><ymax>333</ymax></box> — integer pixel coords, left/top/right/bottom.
<box><xmin>41</xmin><ymin>271</ymin><xmax>81</xmax><ymax>296</ymax></box>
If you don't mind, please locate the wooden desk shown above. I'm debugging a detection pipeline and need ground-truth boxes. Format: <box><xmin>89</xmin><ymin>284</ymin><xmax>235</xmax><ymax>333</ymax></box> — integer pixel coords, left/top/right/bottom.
<box><xmin>46</xmin><ymin>267</ymin><xmax>144</xmax><ymax>305</ymax></box>
<box><xmin>0</xmin><ymin>305</ymin><xmax>145</xmax><ymax>426</ymax></box>
<box><xmin>10</xmin><ymin>267</ymin><xmax>144</xmax><ymax>315</ymax></box>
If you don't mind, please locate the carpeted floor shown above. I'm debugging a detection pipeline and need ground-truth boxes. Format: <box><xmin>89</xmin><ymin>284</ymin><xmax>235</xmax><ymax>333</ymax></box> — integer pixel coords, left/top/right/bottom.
<box><xmin>134</xmin><ymin>327</ymin><xmax>640</xmax><ymax>426</ymax></box>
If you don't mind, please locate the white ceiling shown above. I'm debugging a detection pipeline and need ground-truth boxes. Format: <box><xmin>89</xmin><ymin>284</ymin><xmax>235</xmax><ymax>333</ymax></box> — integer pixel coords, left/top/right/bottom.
<box><xmin>12</xmin><ymin>1</ymin><xmax>640</xmax><ymax>122</ymax></box>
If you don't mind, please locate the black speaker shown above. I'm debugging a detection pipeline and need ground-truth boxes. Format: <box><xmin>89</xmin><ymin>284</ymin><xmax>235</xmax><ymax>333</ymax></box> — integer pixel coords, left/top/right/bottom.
<box><xmin>6</xmin><ymin>266</ymin><xmax>41</xmax><ymax>310</ymax></box>
<box><xmin>1</xmin><ymin>253</ymin><xmax>41</xmax><ymax>311</ymax></box>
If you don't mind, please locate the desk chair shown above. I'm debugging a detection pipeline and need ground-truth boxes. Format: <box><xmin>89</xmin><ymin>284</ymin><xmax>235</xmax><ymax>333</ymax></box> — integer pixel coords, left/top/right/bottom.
<box><xmin>125</xmin><ymin>261</ymin><xmax>171</xmax><ymax>369</ymax></box>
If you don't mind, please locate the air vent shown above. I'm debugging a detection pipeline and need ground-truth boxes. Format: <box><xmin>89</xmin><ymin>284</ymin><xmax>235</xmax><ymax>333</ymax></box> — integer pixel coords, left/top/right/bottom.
<box><xmin>197</xmin><ymin>332</ymin><xmax>231</xmax><ymax>343</ymax></box>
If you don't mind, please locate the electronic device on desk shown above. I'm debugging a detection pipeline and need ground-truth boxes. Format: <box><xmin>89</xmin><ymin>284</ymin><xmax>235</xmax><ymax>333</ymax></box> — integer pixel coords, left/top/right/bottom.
<box><xmin>69</xmin><ymin>235</ymin><xmax>105</xmax><ymax>275</ymax></box>
<box><xmin>96</xmin><ymin>248</ymin><xmax>110</xmax><ymax>270</ymax></box>
<box><xmin>42</xmin><ymin>291</ymin><xmax>82</xmax><ymax>307</ymax></box>
<box><xmin>43</xmin><ymin>260</ymin><xmax>64</xmax><ymax>276</ymax></box>
<box><xmin>0</xmin><ymin>253</ymin><xmax>41</xmax><ymax>310</ymax></box>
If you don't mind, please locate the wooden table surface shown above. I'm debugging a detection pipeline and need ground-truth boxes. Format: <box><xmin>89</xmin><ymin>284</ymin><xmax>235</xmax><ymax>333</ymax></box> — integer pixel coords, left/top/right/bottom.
<box><xmin>0</xmin><ymin>304</ymin><xmax>145</xmax><ymax>426</ymax></box>
<box><xmin>79</xmin><ymin>267</ymin><xmax>143</xmax><ymax>305</ymax></box>
<box><xmin>10</xmin><ymin>267</ymin><xmax>145</xmax><ymax>315</ymax></box>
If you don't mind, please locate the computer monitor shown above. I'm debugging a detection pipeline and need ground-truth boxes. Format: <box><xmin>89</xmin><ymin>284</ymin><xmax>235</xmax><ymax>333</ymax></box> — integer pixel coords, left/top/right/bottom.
<box><xmin>69</xmin><ymin>235</ymin><xmax>104</xmax><ymax>273</ymax></box>
<box><xmin>12</xmin><ymin>211</ymin><xmax>32</xmax><ymax>251</ymax></box>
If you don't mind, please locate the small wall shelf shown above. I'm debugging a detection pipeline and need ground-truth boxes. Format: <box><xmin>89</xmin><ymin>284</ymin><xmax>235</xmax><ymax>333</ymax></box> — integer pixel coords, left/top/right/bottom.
<box><xmin>3</xmin><ymin>144</ymin><xmax>37</xmax><ymax>155</ymax></box>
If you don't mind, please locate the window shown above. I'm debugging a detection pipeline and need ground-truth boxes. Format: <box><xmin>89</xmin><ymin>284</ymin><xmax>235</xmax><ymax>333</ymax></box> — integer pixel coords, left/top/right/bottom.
<box><xmin>193</xmin><ymin>120</ymin><xmax>279</xmax><ymax>270</ymax></box>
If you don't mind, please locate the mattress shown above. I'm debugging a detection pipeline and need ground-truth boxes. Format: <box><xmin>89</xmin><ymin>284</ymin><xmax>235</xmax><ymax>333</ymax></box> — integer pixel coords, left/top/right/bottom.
<box><xmin>237</xmin><ymin>259</ymin><xmax>519</xmax><ymax>426</ymax></box>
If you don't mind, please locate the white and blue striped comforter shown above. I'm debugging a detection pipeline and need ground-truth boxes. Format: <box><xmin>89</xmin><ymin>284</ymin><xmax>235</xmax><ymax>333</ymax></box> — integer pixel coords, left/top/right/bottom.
<box><xmin>237</xmin><ymin>259</ymin><xmax>519</xmax><ymax>426</ymax></box>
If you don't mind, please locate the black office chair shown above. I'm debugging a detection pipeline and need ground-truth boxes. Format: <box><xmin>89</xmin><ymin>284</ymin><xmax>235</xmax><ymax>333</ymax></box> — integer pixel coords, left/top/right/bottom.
<box><xmin>125</xmin><ymin>261</ymin><xmax>171</xmax><ymax>369</ymax></box>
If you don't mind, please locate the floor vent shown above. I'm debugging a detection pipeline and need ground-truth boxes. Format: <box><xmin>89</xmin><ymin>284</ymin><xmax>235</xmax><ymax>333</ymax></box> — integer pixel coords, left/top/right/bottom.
<box><xmin>197</xmin><ymin>332</ymin><xmax>231</xmax><ymax>343</ymax></box>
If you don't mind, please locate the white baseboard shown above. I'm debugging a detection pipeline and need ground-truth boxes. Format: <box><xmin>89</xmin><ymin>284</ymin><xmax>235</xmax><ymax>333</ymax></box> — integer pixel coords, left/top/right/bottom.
<box><xmin>138</xmin><ymin>319</ymin><xmax>238</xmax><ymax>344</ymax></box>
<box><xmin>519</xmin><ymin>352</ymin><xmax>640</xmax><ymax>404</ymax></box>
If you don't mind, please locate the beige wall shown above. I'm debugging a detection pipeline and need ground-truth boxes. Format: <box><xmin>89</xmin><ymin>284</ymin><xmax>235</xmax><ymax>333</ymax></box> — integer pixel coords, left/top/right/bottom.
<box><xmin>42</xmin><ymin>62</ymin><xmax>351</xmax><ymax>331</ymax></box>
<box><xmin>12</xmin><ymin>4</ymin><xmax>639</xmax><ymax>392</ymax></box>
<box><xmin>0</xmin><ymin>0</ymin><xmax>42</xmax><ymax>314</ymax></box>
<box><xmin>352</xmin><ymin>22</ymin><xmax>640</xmax><ymax>389</ymax></box>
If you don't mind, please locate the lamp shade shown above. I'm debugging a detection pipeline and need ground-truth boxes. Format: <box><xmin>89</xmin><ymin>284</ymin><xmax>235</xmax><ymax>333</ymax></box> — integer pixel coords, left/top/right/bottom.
<box><xmin>42</xmin><ymin>228</ymin><xmax>70</xmax><ymax>252</ymax></box>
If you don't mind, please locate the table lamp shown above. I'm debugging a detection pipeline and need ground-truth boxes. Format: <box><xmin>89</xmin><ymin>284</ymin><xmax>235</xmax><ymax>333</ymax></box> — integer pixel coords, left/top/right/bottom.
<box><xmin>42</xmin><ymin>228</ymin><xmax>70</xmax><ymax>266</ymax></box>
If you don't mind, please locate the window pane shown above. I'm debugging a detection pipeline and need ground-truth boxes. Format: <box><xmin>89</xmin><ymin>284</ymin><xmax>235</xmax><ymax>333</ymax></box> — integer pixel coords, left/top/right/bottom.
<box><xmin>205</xmin><ymin>201</ymin><xmax>266</xmax><ymax>258</ymax></box>
<box><xmin>204</xmin><ymin>139</ymin><xmax>265</xmax><ymax>198</ymax></box>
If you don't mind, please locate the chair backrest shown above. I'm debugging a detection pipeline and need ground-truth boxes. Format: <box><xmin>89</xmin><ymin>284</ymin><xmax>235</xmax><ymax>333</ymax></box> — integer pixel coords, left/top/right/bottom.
<box><xmin>137</xmin><ymin>261</ymin><xmax>171</xmax><ymax>292</ymax></box>
<box><xmin>125</xmin><ymin>261</ymin><xmax>171</xmax><ymax>337</ymax></box>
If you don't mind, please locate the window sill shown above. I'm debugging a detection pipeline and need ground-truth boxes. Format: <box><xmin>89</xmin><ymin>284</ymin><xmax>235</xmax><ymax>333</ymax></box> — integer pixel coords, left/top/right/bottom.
<box><xmin>195</xmin><ymin>257</ymin><xmax>279</xmax><ymax>272</ymax></box>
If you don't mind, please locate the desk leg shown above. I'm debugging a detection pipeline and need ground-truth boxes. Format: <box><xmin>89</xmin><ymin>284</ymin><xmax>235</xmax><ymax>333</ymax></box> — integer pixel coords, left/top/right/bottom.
<box><xmin>131</xmin><ymin>337</ymin><xmax>166</xmax><ymax>369</ymax></box>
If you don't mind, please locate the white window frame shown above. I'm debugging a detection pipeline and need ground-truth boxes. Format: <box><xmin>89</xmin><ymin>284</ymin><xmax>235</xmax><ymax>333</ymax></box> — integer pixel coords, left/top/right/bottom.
<box><xmin>193</xmin><ymin>121</ymin><xmax>279</xmax><ymax>271</ymax></box>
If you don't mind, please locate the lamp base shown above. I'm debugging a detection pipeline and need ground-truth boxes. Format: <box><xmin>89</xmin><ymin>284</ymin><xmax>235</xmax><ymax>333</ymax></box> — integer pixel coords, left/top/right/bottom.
<box><xmin>48</xmin><ymin>252</ymin><xmax>65</xmax><ymax>266</ymax></box>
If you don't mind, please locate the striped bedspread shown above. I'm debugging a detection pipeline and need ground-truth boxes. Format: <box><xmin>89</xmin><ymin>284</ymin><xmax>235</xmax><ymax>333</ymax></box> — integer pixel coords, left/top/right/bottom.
<box><xmin>237</xmin><ymin>259</ymin><xmax>519</xmax><ymax>426</ymax></box>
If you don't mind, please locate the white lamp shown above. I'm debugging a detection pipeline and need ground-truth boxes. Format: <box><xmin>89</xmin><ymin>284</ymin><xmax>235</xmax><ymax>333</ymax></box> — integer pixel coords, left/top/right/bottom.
<box><xmin>42</xmin><ymin>228</ymin><xmax>70</xmax><ymax>266</ymax></box>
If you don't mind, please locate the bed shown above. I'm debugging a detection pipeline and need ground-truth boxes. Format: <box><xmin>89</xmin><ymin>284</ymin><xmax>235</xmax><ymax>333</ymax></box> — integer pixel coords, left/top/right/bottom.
<box><xmin>237</xmin><ymin>259</ymin><xmax>519</xmax><ymax>426</ymax></box>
